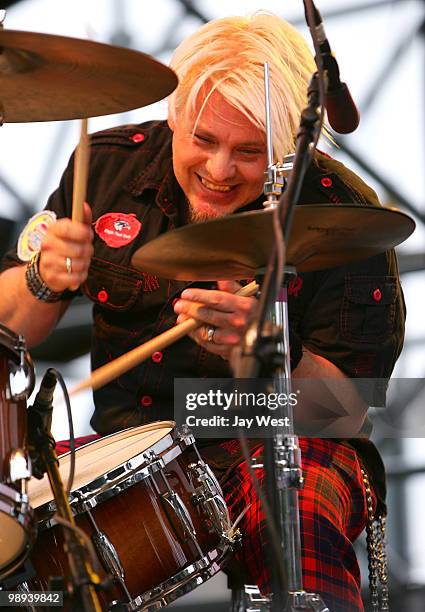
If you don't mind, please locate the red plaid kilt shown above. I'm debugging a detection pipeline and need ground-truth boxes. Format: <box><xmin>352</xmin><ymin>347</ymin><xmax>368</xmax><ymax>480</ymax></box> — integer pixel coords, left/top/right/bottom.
<box><xmin>220</xmin><ymin>438</ymin><xmax>373</xmax><ymax>612</ymax></box>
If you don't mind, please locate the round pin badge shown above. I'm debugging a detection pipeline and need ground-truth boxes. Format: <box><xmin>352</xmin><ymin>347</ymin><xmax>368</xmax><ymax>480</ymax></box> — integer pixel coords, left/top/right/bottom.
<box><xmin>17</xmin><ymin>210</ymin><xmax>57</xmax><ymax>262</ymax></box>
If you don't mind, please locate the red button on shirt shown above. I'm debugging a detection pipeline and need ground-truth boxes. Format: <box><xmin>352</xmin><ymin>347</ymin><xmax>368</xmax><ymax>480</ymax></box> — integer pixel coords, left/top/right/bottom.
<box><xmin>373</xmin><ymin>288</ymin><xmax>382</xmax><ymax>302</ymax></box>
<box><xmin>321</xmin><ymin>177</ymin><xmax>333</xmax><ymax>188</ymax></box>
<box><xmin>140</xmin><ymin>395</ymin><xmax>153</xmax><ymax>407</ymax></box>
<box><xmin>152</xmin><ymin>351</ymin><xmax>163</xmax><ymax>363</ymax></box>
<box><xmin>97</xmin><ymin>290</ymin><xmax>108</xmax><ymax>303</ymax></box>
<box><xmin>131</xmin><ymin>133</ymin><xmax>145</xmax><ymax>143</ymax></box>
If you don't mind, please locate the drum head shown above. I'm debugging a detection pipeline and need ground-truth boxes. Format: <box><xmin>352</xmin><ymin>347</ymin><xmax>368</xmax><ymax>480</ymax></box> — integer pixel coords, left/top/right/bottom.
<box><xmin>28</xmin><ymin>421</ymin><xmax>176</xmax><ymax>511</ymax></box>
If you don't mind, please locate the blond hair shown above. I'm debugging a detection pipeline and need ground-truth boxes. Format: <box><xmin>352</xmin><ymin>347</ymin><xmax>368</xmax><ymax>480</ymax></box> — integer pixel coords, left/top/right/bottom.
<box><xmin>168</xmin><ymin>12</ymin><xmax>316</xmax><ymax>161</ymax></box>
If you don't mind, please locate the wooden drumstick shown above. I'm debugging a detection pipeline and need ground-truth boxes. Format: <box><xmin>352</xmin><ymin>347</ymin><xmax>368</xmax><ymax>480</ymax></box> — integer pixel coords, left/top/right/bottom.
<box><xmin>72</xmin><ymin>118</ymin><xmax>90</xmax><ymax>223</ymax></box>
<box><xmin>68</xmin><ymin>118</ymin><xmax>90</xmax><ymax>291</ymax></box>
<box><xmin>70</xmin><ymin>280</ymin><xmax>259</xmax><ymax>396</ymax></box>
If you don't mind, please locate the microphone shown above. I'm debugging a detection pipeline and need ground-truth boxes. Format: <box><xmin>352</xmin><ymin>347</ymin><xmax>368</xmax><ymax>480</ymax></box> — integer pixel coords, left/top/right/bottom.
<box><xmin>30</xmin><ymin>369</ymin><xmax>57</xmax><ymax>430</ymax></box>
<box><xmin>28</xmin><ymin>369</ymin><xmax>57</xmax><ymax>477</ymax></box>
<box><xmin>304</xmin><ymin>0</ymin><xmax>360</xmax><ymax>134</ymax></box>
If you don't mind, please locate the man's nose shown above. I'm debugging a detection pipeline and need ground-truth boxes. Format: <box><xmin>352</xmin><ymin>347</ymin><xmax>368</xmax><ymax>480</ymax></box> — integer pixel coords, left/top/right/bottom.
<box><xmin>205</xmin><ymin>150</ymin><xmax>235</xmax><ymax>182</ymax></box>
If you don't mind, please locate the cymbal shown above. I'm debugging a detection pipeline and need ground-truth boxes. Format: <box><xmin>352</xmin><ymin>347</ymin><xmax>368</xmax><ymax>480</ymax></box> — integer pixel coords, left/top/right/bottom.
<box><xmin>0</xmin><ymin>30</ymin><xmax>177</xmax><ymax>122</ymax></box>
<box><xmin>131</xmin><ymin>204</ymin><xmax>415</xmax><ymax>280</ymax></box>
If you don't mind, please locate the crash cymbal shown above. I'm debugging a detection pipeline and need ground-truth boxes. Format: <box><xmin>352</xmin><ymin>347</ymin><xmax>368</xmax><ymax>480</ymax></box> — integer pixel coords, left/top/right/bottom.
<box><xmin>131</xmin><ymin>204</ymin><xmax>415</xmax><ymax>280</ymax></box>
<box><xmin>0</xmin><ymin>30</ymin><xmax>177</xmax><ymax>122</ymax></box>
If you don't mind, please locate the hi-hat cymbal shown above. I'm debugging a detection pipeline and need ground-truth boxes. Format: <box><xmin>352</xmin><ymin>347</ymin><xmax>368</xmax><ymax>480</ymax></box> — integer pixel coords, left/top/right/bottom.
<box><xmin>0</xmin><ymin>30</ymin><xmax>177</xmax><ymax>122</ymax></box>
<box><xmin>131</xmin><ymin>204</ymin><xmax>415</xmax><ymax>280</ymax></box>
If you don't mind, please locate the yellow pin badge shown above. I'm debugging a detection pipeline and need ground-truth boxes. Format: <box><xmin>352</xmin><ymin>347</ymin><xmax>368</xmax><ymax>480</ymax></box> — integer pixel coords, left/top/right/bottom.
<box><xmin>17</xmin><ymin>210</ymin><xmax>57</xmax><ymax>262</ymax></box>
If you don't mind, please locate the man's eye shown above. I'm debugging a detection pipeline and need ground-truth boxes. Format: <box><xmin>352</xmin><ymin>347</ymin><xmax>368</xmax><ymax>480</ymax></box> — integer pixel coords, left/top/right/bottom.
<box><xmin>194</xmin><ymin>134</ymin><xmax>213</xmax><ymax>144</ymax></box>
<box><xmin>239</xmin><ymin>149</ymin><xmax>261</xmax><ymax>155</ymax></box>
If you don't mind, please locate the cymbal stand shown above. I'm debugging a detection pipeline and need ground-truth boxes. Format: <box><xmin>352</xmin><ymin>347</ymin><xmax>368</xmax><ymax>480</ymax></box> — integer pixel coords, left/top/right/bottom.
<box><xmin>233</xmin><ymin>67</ymin><xmax>328</xmax><ymax>612</ymax></box>
<box><xmin>28</xmin><ymin>370</ymin><xmax>103</xmax><ymax>611</ymax></box>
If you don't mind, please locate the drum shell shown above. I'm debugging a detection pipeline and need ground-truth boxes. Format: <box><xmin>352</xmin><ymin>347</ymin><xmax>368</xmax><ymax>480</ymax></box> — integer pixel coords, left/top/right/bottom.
<box><xmin>28</xmin><ymin>447</ymin><xmax>221</xmax><ymax>608</ymax></box>
<box><xmin>0</xmin><ymin>343</ymin><xmax>28</xmax><ymax>482</ymax></box>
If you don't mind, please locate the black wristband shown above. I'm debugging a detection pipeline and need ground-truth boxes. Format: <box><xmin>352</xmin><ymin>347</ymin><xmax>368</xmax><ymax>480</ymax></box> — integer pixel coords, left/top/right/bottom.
<box><xmin>289</xmin><ymin>327</ymin><xmax>303</xmax><ymax>371</ymax></box>
<box><xmin>25</xmin><ymin>251</ymin><xmax>64</xmax><ymax>303</ymax></box>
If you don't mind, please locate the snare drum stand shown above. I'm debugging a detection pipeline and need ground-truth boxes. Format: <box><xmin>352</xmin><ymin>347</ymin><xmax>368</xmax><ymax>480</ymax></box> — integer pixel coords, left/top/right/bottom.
<box><xmin>28</xmin><ymin>370</ymin><xmax>103</xmax><ymax>612</ymax></box>
<box><xmin>231</xmin><ymin>69</ymin><xmax>329</xmax><ymax>612</ymax></box>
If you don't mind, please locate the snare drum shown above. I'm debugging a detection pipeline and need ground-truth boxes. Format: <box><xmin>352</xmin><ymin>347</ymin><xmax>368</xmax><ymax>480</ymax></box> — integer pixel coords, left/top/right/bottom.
<box><xmin>27</xmin><ymin>422</ymin><xmax>238</xmax><ymax>610</ymax></box>
<box><xmin>0</xmin><ymin>323</ymin><xmax>34</xmax><ymax>578</ymax></box>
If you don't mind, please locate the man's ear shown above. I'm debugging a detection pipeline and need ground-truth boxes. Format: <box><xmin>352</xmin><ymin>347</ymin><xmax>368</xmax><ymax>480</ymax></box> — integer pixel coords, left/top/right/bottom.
<box><xmin>167</xmin><ymin>115</ymin><xmax>175</xmax><ymax>132</ymax></box>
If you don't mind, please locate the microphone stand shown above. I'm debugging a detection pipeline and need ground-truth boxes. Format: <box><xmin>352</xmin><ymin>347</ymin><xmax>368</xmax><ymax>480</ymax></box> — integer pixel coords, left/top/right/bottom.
<box><xmin>233</xmin><ymin>71</ymin><xmax>328</xmax><ymax>612</ymax></box>
<box><xmin>28</xmin><ymin>371</ymin><xmax>103</xmax><ymax>612</ymax></box>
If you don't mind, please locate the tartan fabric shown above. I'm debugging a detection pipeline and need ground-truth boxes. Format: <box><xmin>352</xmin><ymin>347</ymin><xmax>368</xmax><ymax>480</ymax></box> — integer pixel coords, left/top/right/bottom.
<box><xmin>55</xmin><ymin>434</ymin><xmax>100</xmax><ymax>456</ymax></box>
<box><xmin>221</xmin><ymin>438</ymin><xmax>374</xmax><ymax>612</ymax></box>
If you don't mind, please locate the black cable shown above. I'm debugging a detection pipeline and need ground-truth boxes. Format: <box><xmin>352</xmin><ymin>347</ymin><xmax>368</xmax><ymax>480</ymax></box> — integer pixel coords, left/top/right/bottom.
<box><xmin>48</xmin><ymin>367</ymin><xmax>76</xmax><ymax>495</ymax></box>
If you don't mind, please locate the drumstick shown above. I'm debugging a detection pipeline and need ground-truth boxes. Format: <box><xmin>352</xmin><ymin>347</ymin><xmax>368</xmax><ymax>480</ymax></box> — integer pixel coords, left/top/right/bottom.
<box><xmin>70</xmin><ymin>280</ymin><xmax>259</xmax><ymax>396</ymax></box>
<box><xmin>69</xmin><ymin>118</ymin><xmax>90</xmax><ymax>291</ymax></box>
<box><xmin>72</xmin><ymin>118</ymin><xmax>90</xmax><ymax>223</ymax></box>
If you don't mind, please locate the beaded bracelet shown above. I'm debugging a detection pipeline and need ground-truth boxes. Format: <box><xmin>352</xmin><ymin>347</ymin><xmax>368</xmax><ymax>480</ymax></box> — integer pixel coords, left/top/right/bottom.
<box><xmin>25</xmin><ymin>251</ymin><xmax>64</xmax><ymax>303</ymax></box>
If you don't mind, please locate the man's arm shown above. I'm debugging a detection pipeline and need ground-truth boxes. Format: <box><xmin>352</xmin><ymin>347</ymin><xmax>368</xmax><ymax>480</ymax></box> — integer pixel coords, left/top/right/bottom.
<box><xmin>0</xmin><ymin>265</ymin><xmax>69</xmax><ymax>346</ymax></box>
<box><xmin>292</xmin><ymin>348</ymin><xmax>368</xmax><ymax>436</ymax></box>
<box><xmin>0</xmin><ymin>203</ymin><xmax>93</xmax><ymax>348</ymax></box>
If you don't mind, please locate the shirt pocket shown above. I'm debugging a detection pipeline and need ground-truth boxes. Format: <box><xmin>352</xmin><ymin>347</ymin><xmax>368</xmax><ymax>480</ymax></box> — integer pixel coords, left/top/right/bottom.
<box><xmin>340</xmin><ymin>275</ymin><xmax>398</xmax><ymax>343</ymax></box>
<box><xmin>83</xmin><ymin>257</ymin><xmax>143</xmax><ymax>311</ymax></box>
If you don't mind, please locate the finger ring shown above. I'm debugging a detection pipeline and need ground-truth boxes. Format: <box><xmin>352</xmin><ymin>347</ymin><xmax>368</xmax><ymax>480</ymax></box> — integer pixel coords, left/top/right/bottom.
<box><xmin>65</xmin><ymin>256</ymin><xmax>72</xmax><ymax>274</ymax></box>
<box><xmin>206</xmin><ymin>326</ymin><xmax>216</xmax><ymax>343</ymax></box>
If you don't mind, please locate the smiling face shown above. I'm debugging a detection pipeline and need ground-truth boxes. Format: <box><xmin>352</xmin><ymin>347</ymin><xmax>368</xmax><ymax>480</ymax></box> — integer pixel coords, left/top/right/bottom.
<box><xmin>169</xmin><ymin>91</ymin><xmax>267</xmax><ymax>222</ymax></box>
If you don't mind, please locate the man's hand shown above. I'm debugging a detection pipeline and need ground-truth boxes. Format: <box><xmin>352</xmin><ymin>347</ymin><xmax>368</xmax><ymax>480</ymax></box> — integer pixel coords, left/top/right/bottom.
<box><xmin>38</xmin><ymin>203</ymin><xmax>94</xmax><ymax>292</ymax></box>
<box><xmin>173</xmin><ymin>280</ymin><xmax>257</xmax><ymax>359</ymax></box>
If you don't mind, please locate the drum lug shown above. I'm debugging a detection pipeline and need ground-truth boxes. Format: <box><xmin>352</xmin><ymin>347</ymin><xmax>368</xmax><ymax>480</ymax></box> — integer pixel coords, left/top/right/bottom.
<box><xmin>88</xmin><ymin>511</ymin><xmax>133</xmax><ymax>604</ymax></box>
<box><xmin>159</xmin><ymin>468</ymin><xmax>204</xmax><ymax>558</ymax></box>
<box><xmin>8</xmin><ymin>448</ymin><xmax>31</xmax><ymax>483</ymax></box>
<box><xmin>92</xmin><ymin>529</ymin><xmax>126</xmax><ymax>583</ymax></box>
<box><xmin>146</xmin><ymin>451</ymin><xmax>165</xmax><ymax>476</ymax></box>
<box><xmin>162</xmin><ymin>490</ymin><xmax>197</xmax><ymax>540</ymax></box>
<box><xmin>188</xmin><ymin>461</ymin><xmax>235</xmax><ymax>545</ymax></box>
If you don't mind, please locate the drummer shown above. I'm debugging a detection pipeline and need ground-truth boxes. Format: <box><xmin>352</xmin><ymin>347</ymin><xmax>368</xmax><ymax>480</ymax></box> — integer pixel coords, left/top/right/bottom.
<box><xmin>0</xmin><ymin>12</ymin><xmax>404</xmax><ymax>611</ymax></box>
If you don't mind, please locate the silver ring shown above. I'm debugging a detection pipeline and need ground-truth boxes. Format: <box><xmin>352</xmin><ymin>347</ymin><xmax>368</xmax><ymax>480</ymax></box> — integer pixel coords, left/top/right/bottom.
<box><xmin>65</xmin><ymin>256</ymin><xmax>72</xmax><ymax>275</ymax></box>
<box><xmin>206</xmin><ymin>326</ymin><xmax>216</xmax><ymax>343</ymax></box>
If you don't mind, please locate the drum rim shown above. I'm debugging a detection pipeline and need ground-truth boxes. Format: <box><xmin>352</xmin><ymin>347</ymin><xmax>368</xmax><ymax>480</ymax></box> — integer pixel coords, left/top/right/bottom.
<box><xmin>33</xmin><ymin>421</ymin><xmax>195</xmax><ymax>520</ymax></box>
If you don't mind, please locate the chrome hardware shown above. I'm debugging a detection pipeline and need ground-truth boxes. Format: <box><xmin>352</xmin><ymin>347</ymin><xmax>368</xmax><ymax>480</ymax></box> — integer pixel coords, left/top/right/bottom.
<box><xmin>162</xmin><ymin>490</ymin><xmax>198</xmax><ymax>538</ymax></box>
<box><xmin>92</xmin><ymin>530</ymin><xmax>125</xmax><ymax>582</ymax></box>
<box><xmin>145</xmin><ymin>451</ymin><xmax>165</xmax><ymax>476</ymax></box>
<box><xmin>291</xmin><ymin>591</ymin><xmax>330</xmax><ymax>611</ymax></box>
<box><xmin>274</xmin><ymin>435</ymin><xmax>304</xmax><ymax>490</ymax></box>
<box><xmin>87</xmin><ymin>509</ymin><xmax>132</xmax><ymax>603</ymax></box>
<box><xmin>159</xmin><ymin>468</ymin><xmax>204</xmax><ymax>558</ymax></box>
<box><xmin>188</xmin><ymin>461</ymin><xmax>234</xmax><ymax>543</ymax></box>
<box><xmin>232</xmin><ymin>584</ymin><xmax>271</xmax><ymax>612</ymax></box>
<box><xmin>8</xmin><ymin>448</ymin><xmax>31</xmax><ymax>482</ymax></box>
<box><xmin>108</xmin><ymin>552</ymin><xmax>225</xmax><ymax>612</ymax></box>
<box><xmin>263</xmin><ymin>154</ymin><xmax>295</xmax><ymax>209</ymax></box>
<box><xmin>8</xmin><ymin>359</ymin><xmax>31</xmax><ymax>401</ymax></box>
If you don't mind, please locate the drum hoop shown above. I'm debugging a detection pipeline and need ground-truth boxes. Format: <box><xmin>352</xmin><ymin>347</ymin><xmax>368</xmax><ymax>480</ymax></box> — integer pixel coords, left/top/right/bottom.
<box><xmin>36</xmin><ymin>422</ymin><xmax>195</xmax><ymax>521</ymax></box>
